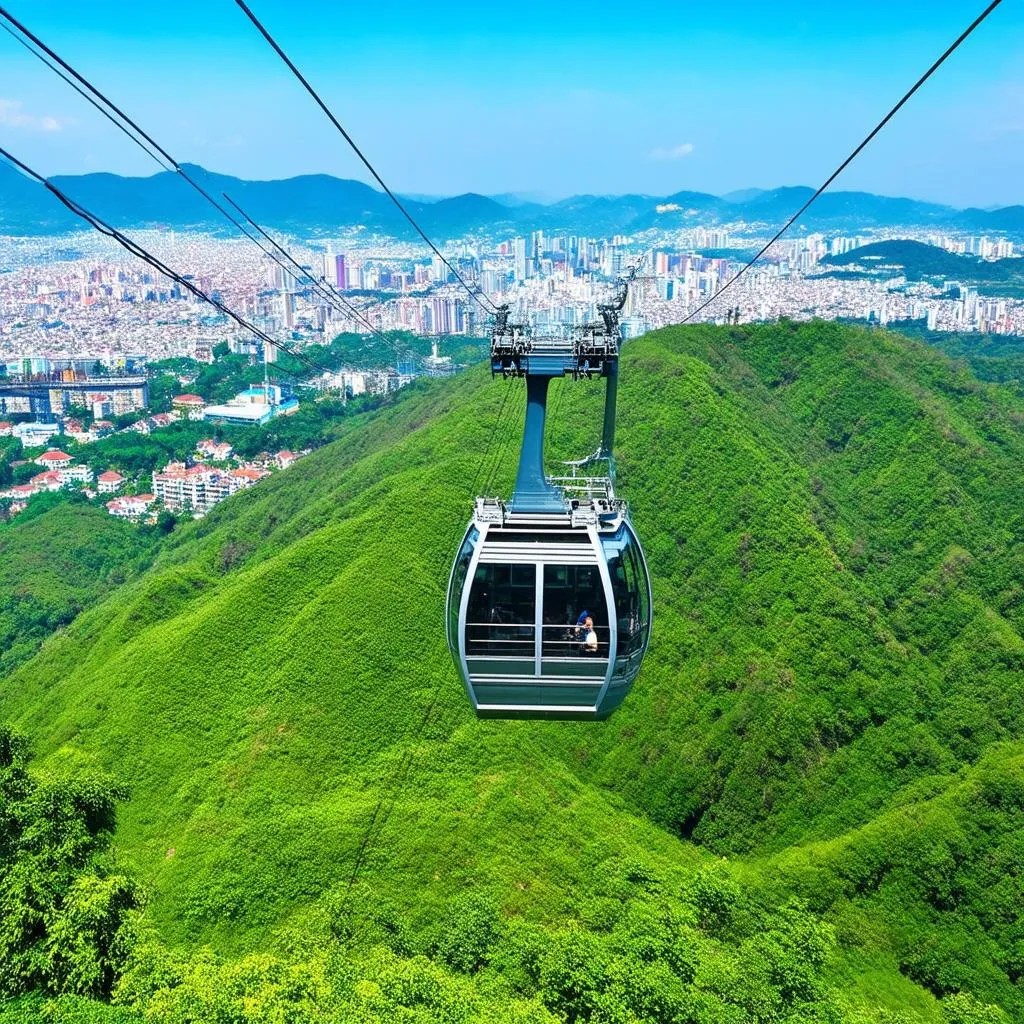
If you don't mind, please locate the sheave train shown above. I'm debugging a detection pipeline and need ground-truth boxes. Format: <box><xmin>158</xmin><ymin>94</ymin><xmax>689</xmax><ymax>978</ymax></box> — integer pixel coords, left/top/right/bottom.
<box><xmin>446</xmin><ymin>273</ymin><xmax>652</xmax><ymax>720</ymax></box>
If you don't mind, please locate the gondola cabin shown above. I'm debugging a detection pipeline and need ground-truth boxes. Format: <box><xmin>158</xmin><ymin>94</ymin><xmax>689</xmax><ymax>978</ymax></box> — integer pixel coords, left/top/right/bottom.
<box><xmin>447</xmin><ymin>291</ymin><xmax>652</xmax><ymax>720</ymax></box>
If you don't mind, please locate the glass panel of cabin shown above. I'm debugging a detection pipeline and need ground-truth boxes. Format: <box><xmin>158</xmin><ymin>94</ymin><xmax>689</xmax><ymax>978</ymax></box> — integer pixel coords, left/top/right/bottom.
<box><xmin>541</xmin><ymin>563</ymin><xmax>609</xmax><ymax>658</ymax></box>
<box><xmin>601</xmin><ymin>525</ymin><xmax>649</xmax><ymax>658</ymax></box>
<box><xmin>447</xmin><ymin>526</ymin><xmax>478</xmax><ymax>653</ymax></box>
<box><xmin>465</xmin><ymin>562</ymin><xmax>536</xmax><ymax>657</ymax></box>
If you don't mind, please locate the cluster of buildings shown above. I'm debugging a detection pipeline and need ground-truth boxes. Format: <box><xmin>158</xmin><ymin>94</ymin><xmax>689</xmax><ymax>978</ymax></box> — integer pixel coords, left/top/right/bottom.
<box><xmin>0</xmin><ymin>232</ymin><xmax>267</xmax><ymax>363</ymax></box>
<box><xmin>0</xmin><ymin>442</ymin><xmax>139</xmax><ymax>519</ymax></box>
<box><xmin>131</xmin><ymin>383</ymin><xmax>299</xmax><ymax>431</ymax></box>
<box><xmin>150</xmin><ymin>462</ymin><xmax>265</xmax><ymax>514</ymax></box>
<box><xmin>0</xmin><ymin>356</ymin><xmax>149</xmax><ymax>422</ymax></box>
<box><xmin>3</xmin><ymin>221</ymin><xmax>1022</xmax><ymax>384</ymax></box>
<box><xmin>149</xmin><ymin>448</ymin><xmax>299</xmax><ymax>516</ymax></box>
<box><xmin>333</xmin><ymin>229</ymin><xmax>1024</xmax><ymax>340</ymax></box>
<box><xmin>824</xmin><ymin>234</ymin><xmax>1015</xmax><ymax>259</ymax></box>
<box><xmin>627</xmin><ymin>232</ymin><xmax>1022</xmax><ymax>335</ymax></box>
<box><xmin>201</xmin><ymin>383</ymin><xmax>299</xmax><ymax>426</ymax></box>
<box><xmin>0</xmin><ymin>376</ymin><xmax>301</xmax><ymax>452</ymax></box>
<box><xmin>0</xmin><ymin>447</ymin><xmax>101</xmax><ymax>514</ymax></box>
<box><xmin>0</xmin><ymin>433</ymin><xmax>304</xmax><ymax>521</ymax></box>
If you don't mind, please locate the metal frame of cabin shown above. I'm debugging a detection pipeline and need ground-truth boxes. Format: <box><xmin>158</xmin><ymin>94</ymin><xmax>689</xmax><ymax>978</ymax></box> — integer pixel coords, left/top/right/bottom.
<box><xmin>446</xmin><ymin>278</ymin><xmax>653</xmax><ymax>720</ymax></box>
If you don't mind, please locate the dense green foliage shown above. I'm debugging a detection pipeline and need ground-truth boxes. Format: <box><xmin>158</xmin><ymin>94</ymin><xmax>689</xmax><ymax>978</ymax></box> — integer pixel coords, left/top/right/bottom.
<box><xmin>878</xmin><ymin>322</ymin><xmax>1024</xmax><ymax>395</ymax></box>
<box><xmin>58</xmin><ymin>424</ymin><xmax>228</xmax><ymax>479</ymax></box>
<box><xmin>0</xmin><ymin>727</ymin><xmax>139</xmax><ymax>1001</ymax></box>
<box><xmin>0</xmin><ymin>438</ymin><xmax>23</xmax><ymax>489</ymax></box>
<box><xmin>0</xmin><ymin>729</ymin><xmax>871</xmax><ymax>1024</ymax></box>
<box><xmin>51</xmin><ymin>399</ymin><xmax>360</xmax><ymax>481</ymax></box>
<box><xmin>1</xmin><ymin>321</ymin><xmax>1022</xmax><ymax>1021</ymax></box>
<box><xmin>0</xmin><ymin>503</ymin><xmax>156</xmax><ymax>674</ymax></box>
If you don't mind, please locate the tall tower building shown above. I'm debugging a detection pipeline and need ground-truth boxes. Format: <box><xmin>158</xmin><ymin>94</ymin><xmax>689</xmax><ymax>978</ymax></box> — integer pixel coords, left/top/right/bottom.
<box><xmin>335</xmin><ymin>255</ymin><xmax>347</xmax><ymax>290</ymax></box>
<box><xmin>513</xmin><ymin>237</ymin><xmax>528</xmax><ymax>283</ymax></box>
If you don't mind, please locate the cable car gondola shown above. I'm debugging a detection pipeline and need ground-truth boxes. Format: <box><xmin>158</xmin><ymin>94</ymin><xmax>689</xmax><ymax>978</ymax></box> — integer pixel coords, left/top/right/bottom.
<box><xmin>446</xmin><ymin>281</ymin><xmax>652</xmax><ymax>720</ymax></box>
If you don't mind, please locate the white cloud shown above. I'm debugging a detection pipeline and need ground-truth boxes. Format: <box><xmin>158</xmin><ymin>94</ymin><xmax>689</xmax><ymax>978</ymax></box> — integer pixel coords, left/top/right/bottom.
<box><xmin>0</xmin><ymin>99</ymin><xmax>62</xmax><ymax>132</ymax></box>
<box><xmin>650</xmin><ymin>142</ymin><xmax>695</xmax><ymax>161</ymax></box>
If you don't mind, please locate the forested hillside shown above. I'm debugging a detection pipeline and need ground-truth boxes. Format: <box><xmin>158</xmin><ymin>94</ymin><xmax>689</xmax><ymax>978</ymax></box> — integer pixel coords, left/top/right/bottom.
<box><xmin>1</xmin><ymin>321</ymin><xmax>1022</xmax><ymax>1023</ymax></box>
<box><xmin>0</xmin><ymin>500</ymin><xmax>156</xmax><ymax>675</ymax></box>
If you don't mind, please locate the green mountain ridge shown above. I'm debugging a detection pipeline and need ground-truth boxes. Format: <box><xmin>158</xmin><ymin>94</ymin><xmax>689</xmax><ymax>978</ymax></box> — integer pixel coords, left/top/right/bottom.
<box><xmin>1</xmin><ymin>321</ymin><xmax>1023</xmax><ymax>1022</ymax></box>
<box><xmin>818</xmin><ymin>239</ymin><xmax>1024</xmax><ymax>296</ymax></box>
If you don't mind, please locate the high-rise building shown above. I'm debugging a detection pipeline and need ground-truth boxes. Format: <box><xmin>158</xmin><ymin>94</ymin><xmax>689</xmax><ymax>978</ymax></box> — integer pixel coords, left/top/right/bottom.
<box><xmin>431</xmin><ymin>297</ymin><xmax>452</xmax><ymax>335</ymax></box>
<box><xmin>513</xmin><ymin>237</ymin><xmax>528</xmax><ymax>282</ymax></box>
<box><xmin>601</xmin><ymin>245</ymin><xmax>623</xmax><ymax>277</ymax></box>
<box><xmin>335</xmin><ymin>255</ymin><xmax>347</xmax><ymax>290</ymax></box>
<box><xmin>481</xmin><ymin>269</ymin><xmax>502</xmax><ymax>295</ymax></box>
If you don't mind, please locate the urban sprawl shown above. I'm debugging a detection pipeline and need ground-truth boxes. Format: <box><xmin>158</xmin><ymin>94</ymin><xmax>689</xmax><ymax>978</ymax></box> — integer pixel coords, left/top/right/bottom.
<box><xmin>0</xmin><ymin>219</ymin><xmax>1020</xmax><ymax>522</ymax></box>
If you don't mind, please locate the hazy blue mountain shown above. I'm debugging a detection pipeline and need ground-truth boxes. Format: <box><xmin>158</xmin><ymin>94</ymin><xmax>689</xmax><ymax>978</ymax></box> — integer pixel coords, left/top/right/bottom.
<box><xmin>540</xmin><ymin>193</ymin><xmax>662</xmax><ymax>234</ymax></box>
<box><xmin>955</xmin><ymin>204</ymin><xmax>1024</xmax><ymax>234</ymax></box>
<box><xmin>627</xmin><ymin>190</ymin><xmax>727</xmax><ymax>230</ymax></box>
<box><xmin>488</xmin><ymin>191</ymin><xmax>556</xmax><ymax>207</ymax></box>
<box><xmin>2</xmin><ymin>161</ymin><xmax>1023</xmax><ymax>238</ymax></box>
<box><xmin>415</xmin><ymin>192</ymin><xmax>520</xmax><ymax>237</ymax></box>
<box><xmin>724</xmin><ymin>187</ymin><xmax>956</xmax><ymax>227</ymax></box>
<box><xmin>0</xmin><ymin>160</ymin><xmax>77</xmax><ymax>234</ymax></box>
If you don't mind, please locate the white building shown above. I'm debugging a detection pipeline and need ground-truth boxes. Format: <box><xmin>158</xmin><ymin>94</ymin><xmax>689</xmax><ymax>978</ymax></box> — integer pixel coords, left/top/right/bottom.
<box><xmin>97</xmin><ymin>470</ymin><xmax>125</xmax><ymax>494</ymax></box>
<box><xmin>14</xmin><ymin>422</ymin><xmax>61</xmax><ymax>446</ymax></box>
<box><xmin>58</xmin><ymin>464</ymin><xmax>93</xmax><ymax>485</ymax></box>
<box><xmin>106</xmin><ymin>494</ymin><xmax>155</xmax><ymax>519</ymax></box>
<box><xmin>152</xmin><ymin>463</ymin><xmax>243</xmax><ymax>513</ymax></box>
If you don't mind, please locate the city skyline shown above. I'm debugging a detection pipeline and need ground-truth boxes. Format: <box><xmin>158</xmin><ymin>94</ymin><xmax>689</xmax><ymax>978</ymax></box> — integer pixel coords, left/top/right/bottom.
<box><xmin>0</xmin><ymin>1</ymin><xmax>1022</xmax><ymax>208</ymax></box>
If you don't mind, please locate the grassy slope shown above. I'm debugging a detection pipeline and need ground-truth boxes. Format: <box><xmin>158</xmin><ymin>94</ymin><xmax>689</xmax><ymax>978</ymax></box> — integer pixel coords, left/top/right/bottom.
<box><xmin>0</xmin><ymin>501</ymin><xmax>156</xmax><ymax>675</ymax></box>
<box><xmin>1</xmin><ymin>322</ymin><xmax>1022</xmax><ymax>1019</ymax></box>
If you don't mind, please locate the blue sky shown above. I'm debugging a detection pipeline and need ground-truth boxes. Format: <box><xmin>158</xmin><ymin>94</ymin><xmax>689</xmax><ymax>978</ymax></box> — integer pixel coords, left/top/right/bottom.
<box><xmin>1</xmin><ymin>0</ymin><xmax>1022</xmax><ymax>207</ymax></box>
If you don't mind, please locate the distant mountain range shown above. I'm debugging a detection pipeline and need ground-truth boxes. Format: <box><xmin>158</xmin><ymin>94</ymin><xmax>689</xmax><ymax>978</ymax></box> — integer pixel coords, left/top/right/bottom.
<box><xmin>1</xmin><ymin>161</ymin><xmax>1023</xmax><ymax>239</ymax></box>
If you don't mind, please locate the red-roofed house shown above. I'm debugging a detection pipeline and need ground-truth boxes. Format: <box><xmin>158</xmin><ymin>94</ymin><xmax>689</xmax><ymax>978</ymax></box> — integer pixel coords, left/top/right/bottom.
<box><xmin>106</xmin><ymin>494</ymin><xmax>155</xmax><ymax>519</ymax></box>
<box><xmin>229</xmin><ymin>467</ymin><xmax>269</xmax><ymax>487</ymax></box>
<box><xmin>275</xmin><ymin>450</ymin><xmax>298</xmax><ymax>469</ymax></box>
<box><xmin>97</xmin><ymin>470</ymin><xmax>126</xmax><ymax>494</ymax></box>
<box><xmin>196</xmin><ymin>439</ymin><xmax>233</xmax><ymax>461</ymax></box>
<box><xmin>172</xmin><ymin>394</ymin><xmax>206</xmax><ymax>420</ymax></box>
<box><xmin>149</xmin><ymin>413</ymin><xmax>176</xmax><ymax>429</ymax></box>
<box><xmin>30</xmin><ymin>471</ymin><xmax>63</xmax><ymax>492</ymax></box>
<box><xmin>34</xmin><ymin>449</ymin><xmax>73</xmax><ymax>468</ymax></box>
<box><xmin>0</xmin><ymin>421</ymin><xmax>13</xmax><ymax>437</ymax></box>
<box><xmin>0</xmin><ymin>484</ymin><xmax>38</xmax><ymax>499</ymax></box>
